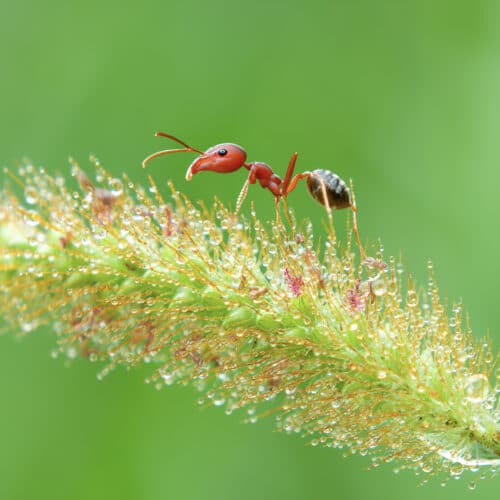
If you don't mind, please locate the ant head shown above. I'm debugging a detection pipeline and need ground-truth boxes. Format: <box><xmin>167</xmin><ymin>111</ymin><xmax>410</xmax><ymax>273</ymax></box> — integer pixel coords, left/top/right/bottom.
<box><xmin>142</xmin><ymin>133</ymin><xmax>248</xmax><ymax>181</ymax></box>
<box><xmin>186</xmin><ymin>143</ymin><xmax>247</xmax><ymax>180</ymax></box>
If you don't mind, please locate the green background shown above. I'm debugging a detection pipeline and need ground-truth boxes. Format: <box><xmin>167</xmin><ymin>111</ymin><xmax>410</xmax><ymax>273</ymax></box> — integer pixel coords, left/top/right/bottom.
<box><xmin>1</xmin><ymin>1</ymin><xmax>499</xmax><ymax>499</ymax></box>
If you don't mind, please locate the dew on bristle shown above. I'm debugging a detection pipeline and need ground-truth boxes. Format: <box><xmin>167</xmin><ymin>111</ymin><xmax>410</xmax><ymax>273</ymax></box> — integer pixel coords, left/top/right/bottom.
<box><xmin>406</xmin><ymin>289</ymin><xmax>418</xmax><ymax>307</ymax></box>
<box><xmin>464</xmin><ymin>374</ymin><xmax>489</xmax><ymax>403</ymax></box>
<box><xmin>371</xmin><ymin>279</ymin><xmax>387</xmax><ymax>296</ymax></box>
<box><xmin>468</xmin><ymin>481</ymin><xmax>476</xmax><ymax>490</ymax></box>
<box><xmin>109</xmin><ymin>178</ymin><xmax>123</xmax><ymax>196</ymax></box>
<box><xmin>24</xmin><ymin>186</ymin><xmax>39</xmax><ymax>205</ymax></box>
<box><xmin>23</xmin><ymin>211</ymin><xmax>39</xmax><ymax>227</ymax></box>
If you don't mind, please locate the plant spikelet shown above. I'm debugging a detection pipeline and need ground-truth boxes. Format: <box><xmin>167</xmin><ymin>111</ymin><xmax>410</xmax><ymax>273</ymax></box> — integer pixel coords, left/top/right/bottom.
<box><xmin>0</xmin><ymin>162</ymin><xmax>499</xmax><ymax>485</ymax></box>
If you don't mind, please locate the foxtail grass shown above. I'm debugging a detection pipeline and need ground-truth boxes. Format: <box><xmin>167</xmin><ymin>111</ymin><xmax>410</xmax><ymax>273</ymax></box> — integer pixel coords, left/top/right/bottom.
<box><xmin>0</xmin><ymin>161</ymin><xmax>498</xmax><ymax>487</ymax></box>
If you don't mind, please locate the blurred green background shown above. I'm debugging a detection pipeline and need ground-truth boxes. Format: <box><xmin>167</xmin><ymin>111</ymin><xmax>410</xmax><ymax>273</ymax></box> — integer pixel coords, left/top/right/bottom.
<box><xmin>1</xmin><ymin>0</ymin><xmax>499</xmax><ymax>499</ymax></box>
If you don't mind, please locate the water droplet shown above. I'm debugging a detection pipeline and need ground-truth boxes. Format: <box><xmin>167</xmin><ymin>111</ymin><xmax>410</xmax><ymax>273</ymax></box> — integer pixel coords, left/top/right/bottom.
<box><xmin>406</xmin><ymin>289</ymin><xmax>418</xmax><ymax>307</ymax></box>
<box><xmin>23</xmin><ymin>211</ymin><xmax>39</xmax><ymax>226</ymax></box>
<box><xmin>109</xmin><ymin>178</ymin><xmax>123</xmax><ymax>196</ymax></box>
<box><xmin>349</xmin><ymin>322</ymin><xmax>358</xmax><ymax>332</ymax></box>
<box><xmin>216</xmin><ymin>372</ymin><xmax>230</xmax><ymax>382</ymax></box>
<box><xmin>24</xmin><ymin>186</ymin><xmax>39</xmax><ymax>205</ymax></box>
<box><xmin>20</xmin><ymin>321</ymin><xmax>36</xmax><ymax>332</ymax></box>
<box><xmin>449</xmin><ymin>463</ymin><xmax>463</xmax><ymax>476</ymax></box>
<box><xmin>377</xmin><ymin>370</ymin><xmax>387</xmax><ymax>380</ymax></box>
<box><xmin>371</xmin><ymin>279</ymin><xmax>386</xmax><ymax>296</ymax></box>
<box><xmin>66</xmin><ymin>347</ymin><xmax>78</xmax><ymax>359</ymax></box>
<box><xmin>161</xmin><ymin>373</ymin><xmax>174</xmax><ymax>385</ymax></box>
<box><xmin>464</xmin><ymin>374</ymin><xmax>489</xmax><ymax>403</ymax></box>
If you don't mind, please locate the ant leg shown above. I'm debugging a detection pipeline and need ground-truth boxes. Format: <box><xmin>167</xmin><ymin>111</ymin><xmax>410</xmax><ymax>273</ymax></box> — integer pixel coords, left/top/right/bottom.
<box><xmin>235</xmin><ymin>167</ymin><xmax>257</xmax><ymax>213</ymax></box>
<box><xmin>350</xmin><ymin>203</ymin><xmax>365</xmax><ymax>258</ymax></box>
<box><xmin>286</xmin><ymin>171</ymin><xmax>335</xmax><ymax>235</ymax></box>
<box><xmin>310</xmin><ymin>172</ymin><xmax>334</xmax><ymax>233</ymax></box>
<box><xmin>281</xmin><ymin>152</ymin><xmax>299</xmax><ymax>194</ymax></box>
<box><xmin>285</xmin><ymin>172</ymin><xmax>311</xmax><ymax>196</ymax></box>
<box><xmin>286</xmin><ymin>171</ymin><xmax>333</xmax><ymax>217</ymax></box>
<box><xmin>279</xmin><ymin>152</ymin><xmax>299</xmax><ymax>227</ymax></box>
<box><xmin>348</xmin><ymin>180</ymin><xmax>365</xmax><ymax>258</ymax></box>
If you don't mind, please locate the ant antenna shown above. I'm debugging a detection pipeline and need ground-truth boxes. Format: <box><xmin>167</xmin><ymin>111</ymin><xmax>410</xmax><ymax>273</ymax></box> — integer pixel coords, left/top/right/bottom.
<box><xmin>154</xmin><ymin>132</ymin><xmax>204</xmax><ymax>154</ymax></box>
<box><xmin>142</xmin><ymin>132</ymin><xmax>204</xmax><ymax>168</ymax></box>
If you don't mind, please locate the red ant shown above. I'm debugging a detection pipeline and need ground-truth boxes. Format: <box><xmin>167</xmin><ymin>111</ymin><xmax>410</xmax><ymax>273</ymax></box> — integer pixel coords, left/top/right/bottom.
<box><xmin>142</xmin><ymin>132</ymin><xmax>362</xmax><ymax>250</ymax></box>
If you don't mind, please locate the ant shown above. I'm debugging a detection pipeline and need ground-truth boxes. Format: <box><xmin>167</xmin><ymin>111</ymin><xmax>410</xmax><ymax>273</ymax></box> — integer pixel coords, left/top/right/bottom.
<box><xmin>142</xmin><ymin>132</ymin><xmax>362</xmax><ymax>251</ymax></box>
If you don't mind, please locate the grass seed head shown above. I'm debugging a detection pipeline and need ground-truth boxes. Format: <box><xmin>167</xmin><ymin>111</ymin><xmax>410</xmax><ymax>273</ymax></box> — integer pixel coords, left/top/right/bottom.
<box><xmin>0</xmin><ymin>161</ymin><xmax>498</xmax><ymax>485</ymax></box>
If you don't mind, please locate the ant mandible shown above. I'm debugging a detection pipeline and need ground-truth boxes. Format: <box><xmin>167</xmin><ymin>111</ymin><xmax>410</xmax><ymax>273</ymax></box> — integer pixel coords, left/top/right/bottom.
<box><xmin>142</xmin><ymin>132</ymin><xmax>362</xmax><ymax>250</ymax></box>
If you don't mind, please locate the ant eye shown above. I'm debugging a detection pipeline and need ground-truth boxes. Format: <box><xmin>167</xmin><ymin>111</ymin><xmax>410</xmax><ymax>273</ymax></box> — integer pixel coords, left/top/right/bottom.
<box><xmin>218</xmin><ymin>149</ymin><xmax>228</xmax><ymax>156</ymax></box>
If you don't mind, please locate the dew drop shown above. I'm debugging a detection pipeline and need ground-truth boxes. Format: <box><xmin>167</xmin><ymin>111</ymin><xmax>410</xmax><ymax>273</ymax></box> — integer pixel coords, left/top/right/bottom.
<box><xmin>109</xmin><ymin>178</ymin><xmax>123</xmax><ymax>196</ymax></box>
<box><xmin>161</xmin><ymin>373</ymin><xmax>174</xmax><ymax>385</ymax></box>
<box><xmin>464</xmin><ymin>374</ymin><xmax>489</xmax><ymax>403</ymax></box>
<box><xmin>348</xmin><ymin>322</ymin><xmax>358</xmax><ymax>332</ymax></box>
<box><xmin>371</xmin><ymin>279</ymin><xmax>386</xmax><ymax>296</ymax></box>
<box><xmin>449</xmin><ymin>463</ymin><xmax>463</xmax><ymax>476</ymax></box>
<box><xmin>24</xmin><ymin>186</ymin><xmax>39</xmax><ymax>205</ymax></box>
<box><xmin>377</xmin><ymin>370</ymin><xmax>387</xmax><ymax>380</ymax></box>
<box><xmin>66</xmin><ymin>347</ymin><xmax>78</xmax><ymax>359</ymax></box>
<box><xmin>20</xmin><ymin>321</ymin><xmax>36</xmax><ymax>332</ymax></box>
<box><xmin>23</xmin><ymin>211</ymin><xmax>39</xmax><ymax>227</ymax></box>
<box><xmin>406</xmin><ymin>289</ymin><xmax>418</xmax><ymax>308</ymax></box>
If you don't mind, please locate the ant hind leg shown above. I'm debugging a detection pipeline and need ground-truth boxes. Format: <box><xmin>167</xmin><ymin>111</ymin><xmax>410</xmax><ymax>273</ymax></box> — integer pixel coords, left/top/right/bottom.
<box><xmin>313</xmin><ymin>173</ymin><xmax>336</xmax><ymax>239</ymax></box>
<box><xmin>348</xmin><ymin>181</ymin><xmax>365</xmax><ymax>258</ymax></box>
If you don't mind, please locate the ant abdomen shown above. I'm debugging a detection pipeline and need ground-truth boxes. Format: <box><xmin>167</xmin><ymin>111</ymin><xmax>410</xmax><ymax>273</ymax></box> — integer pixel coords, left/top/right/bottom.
<box><xmin>306</xmin><ymin>169</ymin><xmax>351</xmax><ymax>210</ymax></box>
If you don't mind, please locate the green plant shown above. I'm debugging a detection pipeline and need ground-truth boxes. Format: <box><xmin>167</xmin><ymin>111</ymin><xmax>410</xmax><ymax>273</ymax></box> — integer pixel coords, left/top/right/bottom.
<box><xmin>1</xmin><ymin>161</ymin><xmax>498</xmax><ymax>487</ymax></box>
